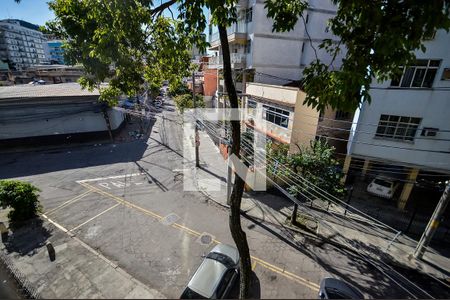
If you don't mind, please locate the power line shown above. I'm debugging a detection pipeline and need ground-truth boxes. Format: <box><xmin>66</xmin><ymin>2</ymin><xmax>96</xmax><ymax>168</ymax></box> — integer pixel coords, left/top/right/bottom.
<box><xmin>247</xmin><ymin>122</ymin><xmax>450</xmax><ymax>154</ymax></box>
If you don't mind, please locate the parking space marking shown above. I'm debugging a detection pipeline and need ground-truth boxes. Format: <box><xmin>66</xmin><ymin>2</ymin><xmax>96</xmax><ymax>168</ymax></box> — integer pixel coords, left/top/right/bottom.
<box><xmin>76</xmin><ymin>173</ymin><xmax>144</xmax><ymax>183</ymax></box>
<box><xmin>70</xmin><ymin>203</ymin><xmax>120</xmax><ymax>232</ymax></box>
<box><xmin>45</xmin><ymin>190</ymin><xmax>92</xmax><ymax>215</ymax></box>
<box><xmin>77</xmin><ymin>181</ymin><xmax>319</xmax><ymax>291</ymax></box>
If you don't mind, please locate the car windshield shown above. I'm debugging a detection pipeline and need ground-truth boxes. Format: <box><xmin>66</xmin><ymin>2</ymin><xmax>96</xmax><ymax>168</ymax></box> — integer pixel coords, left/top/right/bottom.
<box><xmin>325</xmin><ymin>287</ymin><xmax>352</xmax><ymax>299</ymax></box>
<box><xmin>206</xmin><ymin>252</ymin><xmax>235</xmax><ymax>268</ymax></box>
<box><xmin>373</xmin><ymin>178</ymin><xmax>392</xmax><ymax>188</ymax></box>
<box><xmin>180</xmin><ymin>287</ymin><xmax>207</xmax><ymax>299</ymax></box>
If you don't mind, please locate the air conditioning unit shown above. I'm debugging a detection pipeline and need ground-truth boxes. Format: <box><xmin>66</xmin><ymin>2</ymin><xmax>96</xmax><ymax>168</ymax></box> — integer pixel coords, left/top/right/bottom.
<box><xmin>421</xmin><ymin>127</ymin><xmax>439</xmax><ymax>137</ymax></box>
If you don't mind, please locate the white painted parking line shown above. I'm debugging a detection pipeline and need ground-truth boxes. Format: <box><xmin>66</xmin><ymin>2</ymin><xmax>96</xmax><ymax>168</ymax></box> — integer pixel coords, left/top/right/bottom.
<box><xmin>45</xmin><ymin>190</ymin><xmax>92</xmax><ymax>215</ymax></box>
<box><xmin>76</xmin><ymin>173</ymin><xmax>144</xmax><ymax>183</ymax></box>
<box><xmin>70</xmin><ymin>203</ymin><xmax>120</xmax><ymax>231</ymax></box>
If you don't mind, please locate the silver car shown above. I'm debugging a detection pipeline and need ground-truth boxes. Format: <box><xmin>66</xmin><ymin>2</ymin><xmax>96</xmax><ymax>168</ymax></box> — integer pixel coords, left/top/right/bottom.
<box><xmin>180</xmin><ymin>244</ymin><xmax>240</xmax><ymax>299</ymax></box>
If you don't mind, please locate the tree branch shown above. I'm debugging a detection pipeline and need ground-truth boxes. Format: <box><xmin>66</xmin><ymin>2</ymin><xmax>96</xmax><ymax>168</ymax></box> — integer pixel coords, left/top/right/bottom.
<box><xmin>301</xmin><ymin>14</ymin><xmax>319</xmax><ymax>62</ymax></box>
<box><xmin>151</xmin><ymin>0</ymin><xmax>177</xmax><ymax>16</ymax></box>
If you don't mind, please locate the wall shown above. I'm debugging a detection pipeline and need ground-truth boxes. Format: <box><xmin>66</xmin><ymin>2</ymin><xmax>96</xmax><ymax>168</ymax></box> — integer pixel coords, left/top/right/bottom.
<box><xmin>245</xmin><ymin>83</ymin><xmax>298</xmax><ymax>144</ymax></box>
<box><xmin>289</xmin><ymin>91</ymin><xmax>320</xmax><ymax>153</ymax></box>
<box><xmin>203</xmin><ymin>68</ymin><xmax>218</xmax><ymax>96</ymax></box>
<box><xmin>0</xmin><ymin>101</ymin><xmax>124</xmax><ymax>144</ymax></box>
<box><xmin>349</xmin><ymin>30</ymin><xmax>450</xmax><ymax>172</ymax></box>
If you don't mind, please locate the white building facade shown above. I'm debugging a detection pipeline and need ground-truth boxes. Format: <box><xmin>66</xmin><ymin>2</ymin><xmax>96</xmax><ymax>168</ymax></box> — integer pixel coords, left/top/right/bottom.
<box><xmin>0</xmin><ymin>19</ymin><xmax>48</xmax><ymax>70</ymax></box>
<box><xmin>346</xmin><ymin>29</ymin><xmax>450</xmax><ymax>210</ymax></box>
<box><xmin>208</xmin><ymin>0</ymin><xmax>344</xmax><ymax>85</ymax></box>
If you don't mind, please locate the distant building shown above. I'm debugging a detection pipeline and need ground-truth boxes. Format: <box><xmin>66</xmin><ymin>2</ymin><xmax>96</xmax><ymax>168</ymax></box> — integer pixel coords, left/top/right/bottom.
<box><xmin>0</xmin><ymin>19</ymin><xmax>48</xmax><ymax>70</ymax></box>
<box><xmin>44</xmin><ymin>39</ymin><xmax>65</xmax><ymax>64</ymax></box>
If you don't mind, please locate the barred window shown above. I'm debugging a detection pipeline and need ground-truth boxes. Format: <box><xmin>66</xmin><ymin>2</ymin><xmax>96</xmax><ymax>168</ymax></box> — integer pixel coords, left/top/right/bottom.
<box><xmin>375</xmin><ymin>114</ymin><xmax>421</xmax><ymax>141</ymax></box>
<box><xmin>263</xmin><ymin>105</ymin><xmax>290</xmax><ymax>128</ymax></box>
<box><xmin>391</xmin><ymin>59</ymin><xmax>440</xmax><ymax>88</ymax></box>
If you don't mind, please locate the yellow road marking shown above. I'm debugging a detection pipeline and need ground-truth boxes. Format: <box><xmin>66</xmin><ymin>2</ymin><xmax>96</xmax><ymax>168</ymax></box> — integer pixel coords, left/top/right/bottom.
<box><xmin>78</xmin><ymin>181</ymin><xmax>318</xmax><ymax>291</ymax></box>
<box><xmin>251</xmin><ymin>256</ymin><xmax>320</xmax><ymax>291</ymax></box>
<box><xmin>252</xmin><ymin>261</ymin><xmax>257</xmax><ymax>271</ymax></box>
<box><xmin>70</xmin><ymin>203</ymin><xmax>120</xmax><ymax>231</ymax></box>
<box><xmin>45</xmin><ymin>190</ymin><xmax>92</xmax><ymax>215</ymax></box>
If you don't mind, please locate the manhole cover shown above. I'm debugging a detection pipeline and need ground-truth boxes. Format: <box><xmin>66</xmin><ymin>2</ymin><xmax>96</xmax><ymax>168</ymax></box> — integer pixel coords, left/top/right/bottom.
<box><xmin>160</xmin><ymin>213</ymin><xmax>180</xmax><ymax>226</ymax></box>
<box><xmin>197</xmin><ymin>232</ymin><xmax>215</xmax><ymax>246</ymax></box>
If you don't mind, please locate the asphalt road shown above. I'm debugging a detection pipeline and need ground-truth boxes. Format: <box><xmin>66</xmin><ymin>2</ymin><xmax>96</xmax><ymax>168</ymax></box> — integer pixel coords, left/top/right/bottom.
<box><xmin>0</xmin><ymin>100</ymin><xmax>428</xmax><ymax>298</ymax></box>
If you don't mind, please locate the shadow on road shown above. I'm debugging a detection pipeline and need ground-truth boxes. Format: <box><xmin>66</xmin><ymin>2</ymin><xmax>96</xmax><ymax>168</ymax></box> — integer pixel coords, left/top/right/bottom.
<box><xmin>3</xmin><ymin>218</ymin><xmax>51</xmax><ymax>256</ymax></box>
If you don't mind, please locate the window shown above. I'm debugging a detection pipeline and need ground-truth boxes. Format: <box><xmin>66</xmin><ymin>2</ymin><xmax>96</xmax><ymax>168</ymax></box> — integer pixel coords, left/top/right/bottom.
<box><xmin>245</xmin><ymin>8</ymin><xmax>253</xmax><ymax>23</ymax></box>
<box><xmin>246</xmin><ymin>39</ymin><xmax>251</xmax><ymax>54</ymax></box>
<box><xmin>216</xmin><ymin>269</ymin><xmax>235</xmax><ymax>298</ymax></box>
<box><xmin>335</xmin><ymin>110</ymin><xmax>350</xmax><ymax>120</ymax></box>
<box><xmin>375</xmin><ymin>114</ymin><xmax>421</xmax><ymax>141</ymax></box>
<box><xmin>263</xmin><ymin>105</ymin><xmax>290</xmax><ymax>128</ymax></box>
<box><xmin>390</xmin><ymin>59</ymin><xmax>440</xmax><ymax>88</ymax></box>
<box><xmin>247</xmin><ymin>99</ymin><xmax>257</xmax><ymax>116</ymax></box>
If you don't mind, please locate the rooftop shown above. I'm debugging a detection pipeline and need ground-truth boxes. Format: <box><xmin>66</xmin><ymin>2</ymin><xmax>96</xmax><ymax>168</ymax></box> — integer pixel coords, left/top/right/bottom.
<box><xmin>0</xmin><ymin>83</ymin><xmax>101</xmax><ymax>101</ymax></box>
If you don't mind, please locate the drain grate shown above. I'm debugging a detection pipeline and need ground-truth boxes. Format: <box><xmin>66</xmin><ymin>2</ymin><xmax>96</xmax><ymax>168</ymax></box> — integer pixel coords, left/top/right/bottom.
<box><xmin>197</xmin><ymin>232</ymin><xmax>215</xmax><ymax>246</ymax></box>
<box><xmin>160</xmin><ymin>213</ymin><xmax>180</xmax><ymax>226</ymax></box>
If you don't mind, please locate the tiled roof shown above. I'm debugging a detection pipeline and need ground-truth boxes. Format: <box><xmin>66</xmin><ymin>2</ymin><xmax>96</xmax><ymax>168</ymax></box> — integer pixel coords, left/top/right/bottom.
<box><xmin>0</xmin><ymin>83</ymin><xmax>101</xmax><ymax>100</ymax></box>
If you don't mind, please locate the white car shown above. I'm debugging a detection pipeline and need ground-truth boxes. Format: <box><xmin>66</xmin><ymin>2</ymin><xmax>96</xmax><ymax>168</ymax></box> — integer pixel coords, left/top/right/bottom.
<box><xmin>367</xmin><ymin>176</ymin><xmax>399</xmax><ymax>199</ymax></box>
<box><xmin>180</xmin><ymin>244</ymin><xmax>239</xmax><ymax>299</ymax></box>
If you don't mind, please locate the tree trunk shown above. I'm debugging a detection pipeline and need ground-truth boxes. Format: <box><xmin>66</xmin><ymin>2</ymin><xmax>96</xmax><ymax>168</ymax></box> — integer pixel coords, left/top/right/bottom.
<box><xmin>218</xmin><ymin>24</ymin><xmax>252</xmax><ymax>299</ymax></box>
<box><xmin>101</xmin><ymin>104</ymin><xmax>114</xmax><ymax>142</ymax></box>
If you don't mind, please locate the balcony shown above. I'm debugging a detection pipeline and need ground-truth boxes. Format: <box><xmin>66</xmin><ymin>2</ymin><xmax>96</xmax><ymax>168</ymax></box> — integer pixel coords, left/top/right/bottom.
<box><xmin>209</xmin><ymin>20</ymin><xmax>247</xmax><ymax>49</ymax></box>
<box><xmin>208</xmin><ymin>53</ymin><xmax>246</xmax><ymax>69</ymax></box>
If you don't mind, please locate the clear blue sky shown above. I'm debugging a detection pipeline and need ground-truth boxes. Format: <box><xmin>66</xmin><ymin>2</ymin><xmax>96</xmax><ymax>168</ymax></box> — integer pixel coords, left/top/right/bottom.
<box><xmin>1</xmin><ymin>0</ymin><xmax>55</xmax><ymax>26</ymax></box>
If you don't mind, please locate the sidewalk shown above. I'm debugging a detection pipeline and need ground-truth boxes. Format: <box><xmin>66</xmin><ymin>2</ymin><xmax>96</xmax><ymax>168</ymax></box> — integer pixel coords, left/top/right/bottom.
<box><xmin>0</xmin><ymin>211</ymin><xmax>164</xmax><ymax>299</ymax></box>
<box><xmin>192</xmin><ymin>129</ymin><xmax>450</xmax><ymax>284</ymax></box>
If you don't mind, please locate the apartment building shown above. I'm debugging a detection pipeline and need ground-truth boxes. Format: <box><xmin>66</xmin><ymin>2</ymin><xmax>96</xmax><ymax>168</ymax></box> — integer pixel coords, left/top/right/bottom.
<box><xmin>344</xmin><ymin>29</ymin><xmax>450</xmax><ymax>210</ymax></box>
<box><xmin>208</xmin><ymin>0</ymin><xmax>344</xmax><ymax>95</ymax></box>
<box><xmin>242</xmin><ymin>83</ymin><xmax>317</xmax><ymax>151</ymax></box>
<box><xmin>0</xmin><ymin>19</ymin><xmax>48</xmax><ymax>70</ymax></box>
<box><xmin>44</xmin><ymin>39</ymin><xmax>65</xmax><ymax>65</ymax></box>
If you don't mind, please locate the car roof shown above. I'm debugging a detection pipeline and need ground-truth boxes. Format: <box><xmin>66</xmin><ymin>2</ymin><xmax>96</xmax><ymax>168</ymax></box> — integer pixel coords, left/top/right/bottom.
<box><xmin>210</xmin><ymin>243</ymin><xmax>239</xmax><ymax>265</ymax></box>
<box><xmin>320</xmin><ymin>277</ymin><xmax>364</xmax><ymax>299</ymax></box>
<box><xmin>188</xmin><ymin>258</ymin><xmax>228</xmax><ymax>298</ymax></box>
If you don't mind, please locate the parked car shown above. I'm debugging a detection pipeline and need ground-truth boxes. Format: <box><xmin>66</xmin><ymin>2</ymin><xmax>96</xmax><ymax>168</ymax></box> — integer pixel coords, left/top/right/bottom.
<box><xmin>180</xmin><ymin>244</ymin><xmax>239</xmax><ymax>299</ymax></box>
<box><xmin>366</xmin><ymin>176</ymin><xmax>399</xmax><ymax>199</ymax></box>
<box><xmin>318</xmin><ymin>277</ymin><xmax>364</xmax><ymax>299</ymax></box>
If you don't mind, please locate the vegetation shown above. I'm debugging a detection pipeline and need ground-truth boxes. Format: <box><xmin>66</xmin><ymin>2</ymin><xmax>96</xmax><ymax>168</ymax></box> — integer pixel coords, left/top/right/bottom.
<box><xmin>168</xmin><ymin>82</ymin><xmax>190</xmax><ymax>97</ymax></box>
<box><xmin>267</xmin><ymin>140</ymin><xmax>345</xmax><ymax>199</ymax></box>
<box><xmin>0</xmin><ymin>180</ymin><xmax>42</xmax><ymax>226</ymax></box>
<box><xmin>173</xmin><ymin>94</ymin><xmax>205</xmax><ymax>113</ymax></box>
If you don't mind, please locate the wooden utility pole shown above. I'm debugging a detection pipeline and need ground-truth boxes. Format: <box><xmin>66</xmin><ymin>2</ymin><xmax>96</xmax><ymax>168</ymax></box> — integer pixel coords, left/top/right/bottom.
<box><xmin>192</xmin><ymin>71</ymin><xmax>200</xmax><ymax>168</ymax></box>
<box><xmin>413</xmin><ymin>182</ymin><xmax>450</xmax><ymax>259</ymax></box>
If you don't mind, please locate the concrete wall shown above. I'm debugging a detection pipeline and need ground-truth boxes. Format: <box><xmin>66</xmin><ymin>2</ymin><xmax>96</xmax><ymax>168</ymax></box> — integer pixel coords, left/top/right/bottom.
<box><xmin>349</xmin><ymin>30</ymin><xmax>450</xmax><ymax>172</ymax></box>
<box><xmin>0</xmin><ymin>102</ymin><xmax>124</xmax><ymax>142</ymax></box>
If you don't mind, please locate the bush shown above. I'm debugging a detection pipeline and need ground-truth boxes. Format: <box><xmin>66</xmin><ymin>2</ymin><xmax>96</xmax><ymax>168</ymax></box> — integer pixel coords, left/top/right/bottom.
<box><xmin>174</xmin><ymin>93</ymin><xmax>205</xmax><ymax>113</ymax></box>
<box><xmin>0</xmin><ymin>180</ymin><xmax>42</xmax><ymax>225</ymax></box>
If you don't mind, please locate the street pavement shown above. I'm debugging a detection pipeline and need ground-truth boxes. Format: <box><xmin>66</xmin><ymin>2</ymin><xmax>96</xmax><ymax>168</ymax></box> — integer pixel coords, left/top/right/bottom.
<box><xmin>0</xmin><ymin>99</ymin><xmax>447</xmax><ymax>298</ymax></box>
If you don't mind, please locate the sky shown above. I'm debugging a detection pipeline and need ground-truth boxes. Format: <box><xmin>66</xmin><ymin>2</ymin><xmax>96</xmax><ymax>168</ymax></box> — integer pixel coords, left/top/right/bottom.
<box><xmin>1</xmin><ymin>0</ymin><xmax>55</xmax><ymax>26</ymax></box>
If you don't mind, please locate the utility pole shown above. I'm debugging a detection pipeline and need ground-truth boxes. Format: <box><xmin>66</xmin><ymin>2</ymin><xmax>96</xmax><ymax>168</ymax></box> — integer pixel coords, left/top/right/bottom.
<box><xmin>193</xmin><ymin>71</ymin><xmax>200</xmax><ymax>168</ymax></box>
<box><xmin>413</xmin><ymin>181</ymin><xmax>450</xmax><ymax>259</ymax></box>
